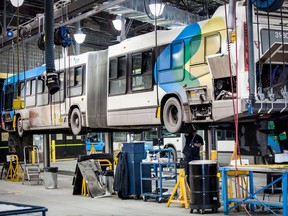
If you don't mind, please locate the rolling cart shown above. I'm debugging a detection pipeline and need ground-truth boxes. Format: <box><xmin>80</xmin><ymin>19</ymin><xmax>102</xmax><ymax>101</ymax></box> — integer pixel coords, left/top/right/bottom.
<box><xmin>140</xmin><ymin>161</ymin><xmax>177</xmax><ymax>203</ymax></box>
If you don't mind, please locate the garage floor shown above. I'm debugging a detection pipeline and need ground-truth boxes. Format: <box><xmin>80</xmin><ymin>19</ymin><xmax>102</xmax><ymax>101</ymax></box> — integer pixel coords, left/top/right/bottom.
<box><xmin>0</xmin><ymin>160</ymin><xmax>283</xmax><ymax>216</ymax></box>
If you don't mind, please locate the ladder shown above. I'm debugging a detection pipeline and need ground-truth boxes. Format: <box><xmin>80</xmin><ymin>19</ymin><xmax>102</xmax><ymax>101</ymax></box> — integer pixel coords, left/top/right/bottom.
<box><xmin>23</xmin><ymin>146</ymin><xmax>42</xmax><ymax>185</ymax></box>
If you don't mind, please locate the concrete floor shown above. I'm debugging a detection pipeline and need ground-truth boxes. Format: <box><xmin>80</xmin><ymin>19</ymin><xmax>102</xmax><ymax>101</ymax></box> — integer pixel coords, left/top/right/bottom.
<box><xmin>0</xmin><ymin>160</ymin><xmax>283</xmax><ymax>216</ymax></box>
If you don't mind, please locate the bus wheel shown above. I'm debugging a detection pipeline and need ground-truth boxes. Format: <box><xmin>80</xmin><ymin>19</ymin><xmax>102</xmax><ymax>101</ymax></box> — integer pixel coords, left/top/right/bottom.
<box><xmin>16</xmin><ymin>115</ymin><xmax>24</xmax><ymax>138</ymax></box>
<box><xmin>70</xmin><ymin>108</ymin><xmax>82</xmax><ymax>135</ymax></box>
<box><xmin>163</xmin><ymin>97</ymin><xmax>183</xmax><ymax>133</ymax></box>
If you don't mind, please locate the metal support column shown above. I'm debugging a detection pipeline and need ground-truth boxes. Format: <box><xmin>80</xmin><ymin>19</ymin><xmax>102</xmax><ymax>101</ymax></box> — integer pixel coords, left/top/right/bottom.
<box><xmin>43</xmin><ymin>134</ymin><xmax>50</xmax><ymax>168</ymax></box>
<box><xmin>75</xmin><ymin>21</ymin><xmax>81</xmax><ymax>55</ymax></box>
<box><xmin>104</xmin><ymin>132</ymin><xmax>113</xmax><ymax>154</ymax></box>
<box><xmin>204</xmin><ymin>130</ymin><xmax>209</xmax><ymax>160</ymax></box>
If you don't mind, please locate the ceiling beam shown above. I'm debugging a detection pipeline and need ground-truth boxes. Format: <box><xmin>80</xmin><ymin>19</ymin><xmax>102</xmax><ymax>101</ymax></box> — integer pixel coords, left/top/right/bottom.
<box><xmin>0</xmin><ymin>0</ymin><xmax>128</xmax><ymax>49</ymax></box>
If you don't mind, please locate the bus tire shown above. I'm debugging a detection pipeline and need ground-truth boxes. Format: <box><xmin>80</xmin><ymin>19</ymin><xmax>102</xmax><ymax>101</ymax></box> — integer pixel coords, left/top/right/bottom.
<box><xmin>163</xmin><ymin>97</ymin><xmax>183</xmax><ymax>133</ymax></box>
<box><xmin>16</xmin><ymin>115</ymin><xmax>24</xmax><ymax>138</ymax></box>
<box><xmin>70</xmin><ymin>108</ymin><xmax>82</xmax><ymax>135</ymax></box>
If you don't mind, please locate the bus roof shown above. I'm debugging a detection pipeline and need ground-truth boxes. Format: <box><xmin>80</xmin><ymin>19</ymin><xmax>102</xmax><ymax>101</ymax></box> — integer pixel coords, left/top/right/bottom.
<box><xmin>4</xmin><ymin>65</ymin><xmax>46</xmax><ymax>85</ymax></box>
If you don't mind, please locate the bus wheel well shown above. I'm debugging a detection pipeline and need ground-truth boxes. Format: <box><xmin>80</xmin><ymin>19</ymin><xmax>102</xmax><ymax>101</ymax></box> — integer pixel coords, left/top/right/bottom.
<box><xmin>68</xmin><ymin>106</ymin><xmax>80</xmax><ymax>124</ymax></box>
<box><xmin>68</xmin><ymin>106</ymin><xmax>82</xmax><ymax>135</ymax></box>
<box><xmin>161</xmin><ymin>95</ymin><xmax>186</xmax><ymax>133</ymax></box>
<box><xmin>16</xmin><ymin>114</ymin><xmax>24</xmax><ymax>138</ymax></box>
<box><xmin>160</xmin><ymin>94</ymin><xmax>180</xmax><ymax>123</ymax></box>
<box><xmin>163</xmin><ymin>144</ymin><xmax>177</xmax><ymax>162</ymax></box>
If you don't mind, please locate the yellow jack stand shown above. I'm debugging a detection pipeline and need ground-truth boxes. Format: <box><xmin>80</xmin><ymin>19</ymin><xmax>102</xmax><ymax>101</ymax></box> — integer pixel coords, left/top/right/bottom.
<box><xmin>89</xmin><ymin>143</ymin><xmax>97</xmax><ymax>155</ymax></box>
<box><xmin>5</xmin><ymin>155</ymin><xmax>23</xmax><ymax>182</ymax></box>
<box><xmin>81</xmin><ymin>177</ymin><xmax>90</xmax><ymax>196</ymax></box>
<box><xmin>166</xmin><ymin>169</ymin><xmax>190</xmax><ymax>209</ymax></box>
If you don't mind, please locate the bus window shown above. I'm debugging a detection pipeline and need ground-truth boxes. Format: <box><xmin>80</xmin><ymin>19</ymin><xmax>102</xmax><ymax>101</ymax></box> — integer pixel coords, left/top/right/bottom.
<box><xmin>69</xmin><ymin>66</ymin><xmax>84</xmax><ymax>97</ymax></box>
<box><xmin>109</xmin><ymin>56</ymin><xmax>127</xmax><ymax>95</ymax></box>
<box><xmin>53</xmin><ymin>72</ymin><xmax>65</xmax><ymax>103</ymax></box>
<box><xmin>143</xmin><ymin>129</ymin><xmax>157</xmax><ymax>141</ymax></box>
<box><xmin>190</xmin><ymin>35</ymin><xmax>203</xmax><ymax>65</ymax></box>
<box><xmin>205</xmin><ymin>34</ymin><xmax>221</xmax><ymax>58</ymax></box>
<box><xmin>36</xmin><ymin>79</ymin><xmax>48</xmax><ymax>106</ymax></box>
<box><xmin>26</xmin><ymin>80</ymin><xmax>31</xmax><ymax>96</ymax></box>
<box><xmin>20</xmin><ymin>82</ymin><xmax>25</xmax><ymax>98</ymax></box>
<box><xmin>75</xmin><ymin>66</ymin><xmax>83</xmax><ymax>86</ymax></box>
<box><xmin>69</xmin><ymin>68</ymin><xmax>75</xmax><ymax>87</ymax></box>
<box><xmin>131</xmin><ymin>51</ymin><xmax>153</xmax><ymax>91</ymax></box>
<box><xmin>4</xmin><ymin>84</ymin><xmax>14</xmax><ymax>110</ymax></box>
<box><xmin>113</xmin><ymin>132</ymin><xmax>128</xmax><ymax>142</ymax></box>
<box><xmin>172</xmin><ymin>42</ymin><xmax>184</xmax><ymax>69</ymax></box>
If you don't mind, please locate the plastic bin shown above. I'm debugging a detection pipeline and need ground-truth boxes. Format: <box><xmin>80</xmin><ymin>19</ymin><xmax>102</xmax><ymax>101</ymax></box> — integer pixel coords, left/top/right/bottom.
<box><xmin>43</xmin><ymin>167</ymin><xmax>58</xmax><ymax>189</ymax></box>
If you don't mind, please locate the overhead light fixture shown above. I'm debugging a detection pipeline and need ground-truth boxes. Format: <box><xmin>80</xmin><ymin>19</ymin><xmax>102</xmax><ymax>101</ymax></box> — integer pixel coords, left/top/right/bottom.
<box><xmin>149</xmin><ymin>0</ymin><xmax>165</xmax><ymax>17</ymax></box>
<box><xmin>10</xmin><ymin>0</ymin><xmax>24</xmax><ymax>7</ymax></box>
<box><xmin>6</xmin><ymin>29</ymin><xmax>14</xmax><ymax>38</ymax></box>
<box><xmin>74</xmin><ymin>28</ymin><xmax>86</xmax><ymax>44</ymax></box>
<box><xmin>112</xmin><ymin>15</ymin><xmax>122</xmax><ymax>31</ymax></box>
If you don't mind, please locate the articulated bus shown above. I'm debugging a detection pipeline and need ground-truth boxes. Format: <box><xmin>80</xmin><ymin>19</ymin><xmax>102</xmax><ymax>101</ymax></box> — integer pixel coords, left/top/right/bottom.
<box><xmin>1</xmin><ymin>51</ymin><xmax>108</xmax><ymax>138</ymax></box>
<box><xmin>1</xmin><ymin>2</ymin><xmax>288</xmax><ymax>143</ymax></box>
<box><xmin>106</xmin><ymin>2</ymin><xmax>288</xmax><ymax>133</ymax></box>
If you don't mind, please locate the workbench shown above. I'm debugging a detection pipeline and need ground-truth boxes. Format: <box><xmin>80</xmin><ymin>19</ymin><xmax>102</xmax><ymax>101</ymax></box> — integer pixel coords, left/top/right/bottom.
<box><xmin>0</xmin><ymin>201</ymin><xmax>47</xmax><ymax>215</ymax></box>
<box><xmin>219</xmin><ymin>165</ymin><xmax>288</xmax><ymax>216</ymax></box>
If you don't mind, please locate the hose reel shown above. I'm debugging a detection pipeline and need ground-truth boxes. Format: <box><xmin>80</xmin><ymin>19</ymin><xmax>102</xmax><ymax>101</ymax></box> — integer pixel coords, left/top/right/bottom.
<box><xmin>54</xmin><ymin>26</ymin><xmax>72</xmax><ymax>48</ymax></box>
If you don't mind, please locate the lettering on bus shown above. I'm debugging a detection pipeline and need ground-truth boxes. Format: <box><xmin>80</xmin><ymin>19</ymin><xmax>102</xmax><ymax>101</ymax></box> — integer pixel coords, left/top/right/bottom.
<box><xmin>261</xmin><ymin>29</ymin><xmax>288</xmax><ymax>54</ymax></box>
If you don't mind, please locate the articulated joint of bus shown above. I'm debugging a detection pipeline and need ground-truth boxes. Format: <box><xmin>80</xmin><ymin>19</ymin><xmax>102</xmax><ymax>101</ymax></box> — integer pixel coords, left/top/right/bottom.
<box><xmin>186</xmin><ymin>86</ymin><xmax>212</xmax><ymax>121</ymax></box>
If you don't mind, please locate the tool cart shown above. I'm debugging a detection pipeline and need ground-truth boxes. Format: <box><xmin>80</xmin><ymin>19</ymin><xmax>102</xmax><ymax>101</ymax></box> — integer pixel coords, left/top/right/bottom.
<box><xmin>140</xmin><ymin>161</ymin><xmax>177</xmax><ymax>203</ymax></box>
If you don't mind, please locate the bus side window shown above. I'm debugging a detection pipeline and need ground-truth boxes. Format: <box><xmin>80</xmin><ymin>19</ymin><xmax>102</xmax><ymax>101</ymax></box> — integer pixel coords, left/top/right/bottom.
<box><xmin>20</xmin><ymin>82</ymin><xmax>25</xmax><ymax>98</ymax></box>
<box><xmin>26</xmin><ymin>79</ymin><xmax>36</xmax><ymax>107</ymax></box>
<box><xmin>69</xmin><ymin>68</ymin><xmax>75</xmax><ymax>87</ymax></box>
<box><xmin>53</xmin><ymin>72</ymin><xmax>65</xmax><ymax>103</ymax></box>
<box><xmin>69</xmin><ymin>66</ymin><xmax>83</xmax><ymax>97</ymax></box>
<box><xmin>4</xmin><ymin>84</ymin><xmax>14</xmax><ymax>110</ymax></box>
<box><xmin>26</xmin><ymin>80</ymin><xmax>31</xmax><ymax>96</ymax></box>
<box><xmin>190</xmin><ymin>35</ymin><xmax>204</xmax><ymax>65</ymax></box>
<box><xmin>37</xmin><ymin>79</ymin><xmax>49</xmax><ymax>106</ymax></box>
<box><xmin>75</xmin><ymin>66</ymin><xmax>83</xmax><ymax>86</ymax></box>
<box><xmin>131</xmin><ymin>51</ymin><xmax>153</xmax><ymax>91</ymax></box>
<box><xmin>109</xmin><ymin>56</ymin><xmax>127</xmax><ymax>95</ymax></box>
<box><xmin>205</xmin><ymin>34</ymin><xmax>221</xmax><ymax>59</ymax></box>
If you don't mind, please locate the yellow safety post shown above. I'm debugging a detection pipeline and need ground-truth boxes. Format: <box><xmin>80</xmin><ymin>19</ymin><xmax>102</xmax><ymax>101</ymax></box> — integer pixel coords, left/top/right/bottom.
<box><xmin>166</xmin><ymin>169</ymin><xmax>190</xmax><ymax>209</ymax></box>
<box><xmin>89</xmin><ymin>143</ymin><xmax>97</xmax><ymax>155</ymax></box>
<box><xmin>5</xmin><ymin>155</ymin><xmax>22</xmax><ymax>182</ymax></box>
<box><xmin>31</xmin><ymin>145</ymin><xmax>36</xmax><ymax>164</ymax></box>
<box><xmin>51</xmin><ymin>140</ymin><xmax>56</xmax><ymax>162</ymax></box>
<box><xmin>211</xmin><ymin>150</ymin><xmax>217</xmax><ymax>160</ymax></box>
<box><xmin>81</xmin><ymin>177</ymin><xmax>89</xmax><ymax>196</ymax></box>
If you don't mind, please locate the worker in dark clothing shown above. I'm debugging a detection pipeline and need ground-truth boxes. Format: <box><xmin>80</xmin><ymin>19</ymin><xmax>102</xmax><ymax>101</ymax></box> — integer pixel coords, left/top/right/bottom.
<box><xmin>182</xmin><ymin>129</ymin><xmax>204</xmax><ymax>186</ymax></box>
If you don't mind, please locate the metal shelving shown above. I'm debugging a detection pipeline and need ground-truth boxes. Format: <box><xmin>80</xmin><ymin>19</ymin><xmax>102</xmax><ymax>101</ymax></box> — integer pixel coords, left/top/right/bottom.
<box><xmin>140</xmin><ymin>161</ymin><xmax>177</xmax><ymax>203</ymax></box>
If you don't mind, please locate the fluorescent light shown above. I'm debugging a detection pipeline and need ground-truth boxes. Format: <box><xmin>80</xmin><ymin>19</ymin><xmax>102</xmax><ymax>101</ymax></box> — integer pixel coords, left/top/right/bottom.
<box><xmin>10</xmin><ymin>0</ymin><xmax>24</xmax><ymax>7</ymax></box>
<box><xmin>74</xmin><ymin>29</ymin><xmax>86</xmax><ymax>44</ymax></box>
<box><xmin>113</xmin><ymin>15</ymin><xmax>122</xmax><ymax>31</ymax></box>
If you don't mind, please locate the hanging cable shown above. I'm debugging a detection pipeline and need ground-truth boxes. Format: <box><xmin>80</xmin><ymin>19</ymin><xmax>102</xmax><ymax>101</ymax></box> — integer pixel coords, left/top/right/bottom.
<box><xmin>225</xmin><ymin>1</ymin><xmax>251</xmax><ymax>215</ymax></box>
<box><xmin>16</xmin><ymin>5</ymin><xmax>21</xmax><ymax>98</ymax></box>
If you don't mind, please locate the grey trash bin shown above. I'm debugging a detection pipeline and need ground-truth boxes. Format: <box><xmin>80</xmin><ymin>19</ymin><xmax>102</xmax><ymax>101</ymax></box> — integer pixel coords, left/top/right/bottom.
<box><xmin>43</xmin><ymin>167</ymin><xmax>58</xmax><ymax>189</ymax></box>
